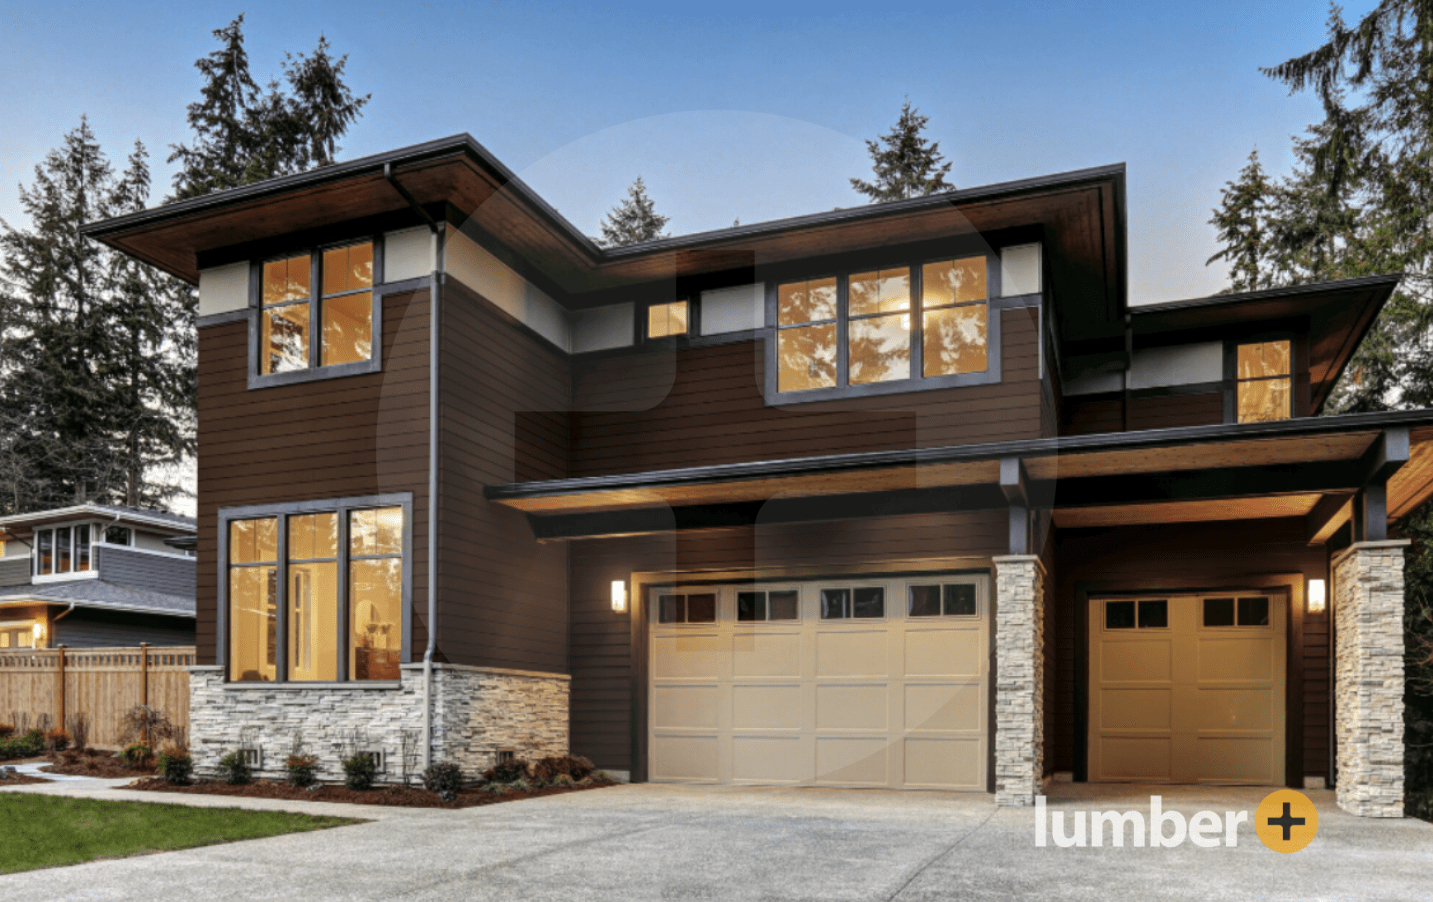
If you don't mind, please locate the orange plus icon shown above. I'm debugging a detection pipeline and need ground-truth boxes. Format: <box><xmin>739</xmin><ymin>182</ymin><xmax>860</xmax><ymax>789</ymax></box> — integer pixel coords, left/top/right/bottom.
<box><xmin>1254</xmin><ymin>789</ymin><xmax>1319</xmax><ymax>853</ymax></box>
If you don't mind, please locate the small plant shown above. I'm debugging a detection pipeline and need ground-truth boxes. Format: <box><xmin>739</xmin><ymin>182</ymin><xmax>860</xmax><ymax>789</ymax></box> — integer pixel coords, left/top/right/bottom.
<box><xmin>157</xmin><ymin>746</ymin><xmax>193</xmax><ymax>785</ymax></box>
<box><xmin>553</xmin><ymin>773</ymin><xmax>575</xmax><ymax>788</ymax></box>
<box><xmin>119</xmin><ymin>705</ymin><xmax>176</xmax><ymax>746</ymax></box>
<box><xmin>509</xmin><ymin>777</ymin><xmax>531</xmax><ymax>793</ymax></box>
<box><xmin>65</xmin><ymin>713</ymin><xmax>89</xmax><ymax>752</ymax></box>
<box><xmin>530</xmin><ymin>755</ymin><xmax>596</xmax><ymax>783</ymax></box>
<box><xmin>591</xmin><ymin>770</ymin><xmax>615</xmax><ymax>783</ymax></box>
<box><xmin>0</xmin><ymin>730</ymin><xmax>44</xmax><ymax>759</ymax></box>
<box><xmin>0</xmin><ymin>724</ymin><xmax>14</xmax><ymax>739</ymax></box>
<box><xmin>482</xmin><ymin>757</ymin><xmax>530</xmax><ymax>784</ymax></box>
<box><xmin>342</xmin><ymin>752</ymin><xmax>378</xmax><ymax>790</ymax></box>
<box><xmin>44</xmin><ymin>728</ymin><xmax>71</xmax><ymax>753</ymax></box>
<box><xmin>216</xmin><ymin>750</ymin><xmax>252</xmax><ymax>785</ymax></box>
<box><xmin>485</xmin><ymin>783</ymin><xmax>509</xmax><ymax>795</ymax></box>
<box><xmin>286</xmin><ymin>753</ymin><xmax>320</xmax><ymax>788</ymax></box>
<box><xmin>421</xmin><ymin>761</ymin><xmax>463</xmax><ymax>800</ymax></box>
<box><xmin>120</xmin><ymin>742</ymin><xmax>154</xmax><ymax>769</ymax></box>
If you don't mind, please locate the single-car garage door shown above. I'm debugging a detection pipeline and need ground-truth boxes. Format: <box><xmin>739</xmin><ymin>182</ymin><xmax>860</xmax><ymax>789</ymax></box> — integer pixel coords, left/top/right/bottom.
<box><xmin>648</xmin><ymin>573</ymin><xmax>988</xmax><ymax>790</ymax></box>
<box><xmin>1089</xmin><ymin>592</ymin><xmax>1285</xmax><ymax>784</ymax></box>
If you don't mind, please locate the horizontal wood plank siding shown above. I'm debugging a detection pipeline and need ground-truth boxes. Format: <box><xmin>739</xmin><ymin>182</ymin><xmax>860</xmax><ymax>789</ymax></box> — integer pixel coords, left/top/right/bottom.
<box><xmin>1052</xmin><ymin>518</ymin><xmax>1329</xmax><ymax>780</ymax></box>
<box><xmin>436</xmin><ymin>279</ymin><xmax>571</xmax><ymax>673</ymax></box>
<box><xmin>567</xmin><ymin>309</ymin><xmax>1043</xmax><ymax>476</ymax></box>
<box><xmin>1127</xmin><ymin>392</ymin><xmax>1224</xmax><ymax>432</ymax></box>
<box><xmin>568</xmin><ymin>510</ymin><xmax>1008</xmax><ymax>771</ymax></box>
<box><xmin>195</xmin><ymin>291</ymin><xmax>431</xmax><ymax>666</ymax></box>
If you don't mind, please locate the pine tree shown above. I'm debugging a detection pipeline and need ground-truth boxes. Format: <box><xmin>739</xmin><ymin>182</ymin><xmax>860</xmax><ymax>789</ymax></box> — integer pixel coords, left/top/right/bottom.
<box><xmin>0</xmin><ymin>122</ymin><xmax>195</xmax><ymax>514</ymax></box>
<box><xmin>1207</xmin><ymin>149</ymin><xmax>1273</xmax><ymax>293</ymax></box>
<box><xmin>169</xmin><ymin>15</ymin><xmax>369</xmax><ymax>200</ymax></box>
<box><xmin>597</xmin><ymin>176</ymin><xmax>670</xmax><ymax>248</ymax></box>
<box><xmin>850</xmin><ymin>100</ymin><xmax>954</xmax><ymax>202</ymax></box>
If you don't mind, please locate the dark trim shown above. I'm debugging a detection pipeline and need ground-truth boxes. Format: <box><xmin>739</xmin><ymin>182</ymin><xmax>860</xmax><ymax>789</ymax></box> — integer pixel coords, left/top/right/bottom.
<box><xmin>487</xmin><ymin>408</ymin><xmax>1433</xmax><ymax>505</ymax></box>
<box><xmin>526</xmin><ymin>485</ymin><xmax>1006</xmax><ymax>541</ymax></box>
<box><xmin>197</xmin><ymin>309</ymin><xmax>250</xmax><ymax>329</ymax></box>
<box><xmin>572</xmin><ymin>328</ymin><xmax>763</xmax><ymax>360</ymax></box>
<box><xmin>1287</xmin><ymin>585</ymin><xmax>1304</xmax><ymax>789</ymax></box>
<box><xmin>1127</xmin><ymin>380</ymin><xmax>1225</xmax><ymax>400</ymax></box>
<box><xmin>1133</xmin><ymin>272</ymin><xmax>1404</xmax><ymax>316</ymax></box>
<box><xmin>631</xmin><ymin>574</ymin><xmax>649</xmax><ymax>782</ymax></box>
<box><xmin>1073</xmin><ymin>582</ymin><xmax>1089</xmax><ymax>782</ymax></box>
<box><xmin>216</xmin><ymin>493</ymin><xmax>415</xmax><ymax>683</ymax></box>
<box><xmin>1222</xmin><ymin>340</ymin><xmax>1237</xmax><ymax>424</ymax></box>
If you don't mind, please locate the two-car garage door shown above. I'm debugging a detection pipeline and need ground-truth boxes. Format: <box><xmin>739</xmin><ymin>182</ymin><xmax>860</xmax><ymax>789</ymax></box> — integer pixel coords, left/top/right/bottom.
<box><xmin>648</xmin><ymin>573</ymin><xmax>988</xmax><ymax>790</ymax></box>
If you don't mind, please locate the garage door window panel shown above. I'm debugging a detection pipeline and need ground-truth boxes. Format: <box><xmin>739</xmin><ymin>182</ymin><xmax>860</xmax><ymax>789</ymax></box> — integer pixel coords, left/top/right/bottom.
<box><xmin>909</xmin><ymin>583</ymin><xmax>979</xmax><ymax>618</ymax></box>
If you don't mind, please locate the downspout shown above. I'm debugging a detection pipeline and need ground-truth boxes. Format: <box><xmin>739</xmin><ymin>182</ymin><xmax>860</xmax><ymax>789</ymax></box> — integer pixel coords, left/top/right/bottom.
<box><xmin>384</xmin><ymin>163</ymin><xmax>443</xmax><ymax>769</ymax></box>
<box><xmin>49</xmin><ymin>602</ymin><xmax>77</xmax><ymax>647</ymax></box>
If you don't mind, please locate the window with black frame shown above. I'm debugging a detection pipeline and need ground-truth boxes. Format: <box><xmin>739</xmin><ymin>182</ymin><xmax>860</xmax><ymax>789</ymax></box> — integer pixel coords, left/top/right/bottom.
<box><xmin>258</xmin><ymin>241</ymin><xmax>375</xmax><ymax>377</ymax></box>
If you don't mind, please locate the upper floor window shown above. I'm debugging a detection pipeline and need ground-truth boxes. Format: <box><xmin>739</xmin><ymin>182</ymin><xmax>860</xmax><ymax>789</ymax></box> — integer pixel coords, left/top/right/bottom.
<box><xmin>773</xmin><ymin>254</ymin><xmax>996</xmax><ymax>400</ymax></box>
<box><xmin>255</xmin><ymin>241</ymin><xmax>378</xmax><ymax>385</ymax></box>
<box><xmin>647</xmin><ymin>301</ymin><xmax>689</xmax><ymax>339</ymax></box>
<box><xmin>35</xmin><ymin>525</ymin><xmax>91</xmax><ymax>577</ymax></box>
<box><xmin>1236</xmin><ymin>340</ymin><xmax>1291</xmax><ymax>423</ymax></box>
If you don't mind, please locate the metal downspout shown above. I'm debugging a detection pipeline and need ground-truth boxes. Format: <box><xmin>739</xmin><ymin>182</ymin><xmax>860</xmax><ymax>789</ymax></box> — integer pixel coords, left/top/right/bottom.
<box><xmin>384</xmin><ymin>163</ymin><xmax>443</xmax><ymax>769</ymax></box>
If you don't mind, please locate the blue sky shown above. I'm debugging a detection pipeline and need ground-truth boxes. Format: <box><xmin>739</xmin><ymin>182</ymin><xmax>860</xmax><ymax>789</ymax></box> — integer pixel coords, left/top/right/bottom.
<box><xmin>0</xmin><ymin>0</ymin><xmax>1376</xmax><ymax>303</ymax></box>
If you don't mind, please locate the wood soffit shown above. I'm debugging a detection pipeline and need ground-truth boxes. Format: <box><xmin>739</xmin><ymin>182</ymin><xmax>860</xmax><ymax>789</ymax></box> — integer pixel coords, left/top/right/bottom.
<box><xmin>489</xmin><ymin>414</ymin><xmax>1433</xmax><ymax>530</ymax></box>
<box><xmin>81</xmin><ymin>135</ymin><xmax>1127</xmax><ymax>317</ymax></box>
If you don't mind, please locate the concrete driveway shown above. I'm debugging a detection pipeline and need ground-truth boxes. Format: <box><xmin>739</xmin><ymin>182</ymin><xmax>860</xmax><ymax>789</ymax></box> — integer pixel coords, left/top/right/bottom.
<box><xmin>1</xmin><ymin>779</ymin><xmax>1429</xmax><ymax>900</ymax></box>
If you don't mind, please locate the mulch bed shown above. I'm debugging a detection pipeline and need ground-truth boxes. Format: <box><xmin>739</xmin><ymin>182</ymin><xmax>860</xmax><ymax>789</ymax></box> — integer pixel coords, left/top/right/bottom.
<box><xmin>0</xmin><ymin>773</ymin><xmax>55</xmax><ymax>786</ymax></box>
<box><xmin>42</xmin><ymin>750</ymin><xmax>156</xmax><ymax>779</ymax></box>
<box><xmin>126</xmin><ymin>777</ymin><xmax>617</xmax><ymax>809</ymax></box>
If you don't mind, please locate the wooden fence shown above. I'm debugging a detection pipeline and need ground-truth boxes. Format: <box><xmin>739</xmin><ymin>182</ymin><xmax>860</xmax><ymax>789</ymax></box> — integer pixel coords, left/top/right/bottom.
<box><xmin>0</xmin><ymin>645</ymin><xmax>194</xmax><ymax>748</ymax></box>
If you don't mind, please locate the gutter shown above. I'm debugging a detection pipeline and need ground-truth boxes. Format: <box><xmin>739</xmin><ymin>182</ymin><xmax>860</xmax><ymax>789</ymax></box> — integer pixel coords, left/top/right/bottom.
<box><xmin>385</xmin><ymin>162</ymin><xmax>444</xmax><ymax>771</ymax></box>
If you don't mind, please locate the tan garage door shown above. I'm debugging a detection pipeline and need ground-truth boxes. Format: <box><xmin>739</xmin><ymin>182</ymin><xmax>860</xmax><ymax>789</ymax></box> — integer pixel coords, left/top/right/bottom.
<box><xmin>1089</xmin><ymin>593</ymin><xmax>1285</xmax><ymax>784</ymax></box>
<box><xmin>649</xmin><ymin>574</ymin><xmax>988</xmax><ymax>790</ymax></box>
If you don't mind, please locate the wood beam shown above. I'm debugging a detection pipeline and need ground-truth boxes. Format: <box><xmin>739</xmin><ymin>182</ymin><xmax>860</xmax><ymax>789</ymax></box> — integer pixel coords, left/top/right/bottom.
<box><xmin>1305</xmin><ymin>492</ymin><xmax>1354</xmax><ymax>545</ymax></box>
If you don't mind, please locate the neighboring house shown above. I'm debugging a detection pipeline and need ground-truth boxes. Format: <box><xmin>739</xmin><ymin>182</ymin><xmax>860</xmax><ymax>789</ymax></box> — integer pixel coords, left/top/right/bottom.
<box><xmin>83</xmin><ymin>134</ymin><xmax>1430</xmax><ymax>817</ymax></box>
<box><xmin>0</xmin><ymin>505</ymin><xmax>196</xmax><ymax>648</ymax></box>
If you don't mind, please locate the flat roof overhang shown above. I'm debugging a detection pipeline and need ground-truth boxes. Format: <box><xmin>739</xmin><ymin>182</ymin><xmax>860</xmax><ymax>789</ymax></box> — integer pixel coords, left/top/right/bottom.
<box><xmin>80</xmin><ymin>134</ymin><xmax>1127</xmax><ymax>330</ymax></box>
<box><xmin>485</xmin><ymin>410</ymin><xmax>1433</xmax><ymax>541</ymax></box>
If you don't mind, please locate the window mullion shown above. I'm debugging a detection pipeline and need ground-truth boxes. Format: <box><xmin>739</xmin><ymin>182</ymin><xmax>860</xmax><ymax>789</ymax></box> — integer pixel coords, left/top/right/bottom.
<box><xmin>911</xmin><ymin>263</ymin><xmax>924</xmax><ymax>381</ymax></box>
<box><xmin>309</xmin><ymin>252</ymin><xmax>321</xmax><ymax>370</ymax></box>
<box><xmin>276</xmin><ymin>515</ymin><xmax>289</xmax><ymax>683</ymax></box>
<box><xmin>337</xmin><ymin>508</ymin><xmax>349</xmax><ymax>682</ymax></box>
<box><xmin>836</xmin><ymin>275</ymin><xmax>849</xmax><ymax>389</ymax></box>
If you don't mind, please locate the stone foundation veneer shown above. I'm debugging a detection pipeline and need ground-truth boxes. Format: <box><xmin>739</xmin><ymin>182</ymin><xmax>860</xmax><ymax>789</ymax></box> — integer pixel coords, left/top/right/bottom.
<box><xmin>1333</xmin><ymin>540</ymin><xmax>1407</xmax><ymax>818</ymax></box>
<box><xmin>994</xmin><ymin>555</ymin><xmax>1045</xmax><ymax>807</ymax></box>
<box><xmin>188</xmin><ymin>663</ymin><xmax>569</xmax><ymax>782</ymax></box>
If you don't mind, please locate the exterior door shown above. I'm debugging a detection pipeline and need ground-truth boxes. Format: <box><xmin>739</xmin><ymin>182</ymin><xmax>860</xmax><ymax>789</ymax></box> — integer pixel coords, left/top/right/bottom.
<box><xmin>648</xmin><ymin>573</ymin><xmax>989</xmax><ymax>790</ymax></box>
<box><xmin>1089</xmin><ymin>592</ymin><xmax>1286</xmax><ymax>784</ymax></box>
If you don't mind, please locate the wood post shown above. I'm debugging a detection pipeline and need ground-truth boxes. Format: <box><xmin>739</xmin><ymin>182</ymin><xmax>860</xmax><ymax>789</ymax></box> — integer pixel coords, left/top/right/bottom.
<box><xmin>140</xmin><ymin>642</ymin><xmax>149</xmax><ymax>709</ymax></box>
<box><xmin>55</xmin><ymin>645</ymin><xmax>66</xmax><ymax>732</ymax></box>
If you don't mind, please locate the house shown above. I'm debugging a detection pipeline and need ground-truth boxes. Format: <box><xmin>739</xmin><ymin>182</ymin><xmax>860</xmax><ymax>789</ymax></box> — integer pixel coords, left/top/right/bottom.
<box><xmin>0</xmin><ymin>505</ymin><xmax>196</xmax><ymax>647</ymax></box>
<box><xmin>82</xmin><ymin>134</ymin><xmax>1429</xmax><ymax>817</ymax></box>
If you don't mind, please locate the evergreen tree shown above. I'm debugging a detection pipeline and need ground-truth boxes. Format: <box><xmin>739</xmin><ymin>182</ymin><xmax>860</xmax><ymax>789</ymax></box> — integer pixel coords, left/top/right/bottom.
<box><xmin>850</xmin><ymin>99</ymin><xmax>954</xmax><ymax>202</ymax></box>
<box><xmin>168</xmin><ymin>15</ymin><xmax>369</xmax><ymax>200</ymax></box>
<box><xmin>0</xmin><ymin>120</ymin><xmax>193</xmax><ymax>513</ymax></box>
<box><xmin>1207</xmin><ymin>149</ymin><xmax>1273</xmax><ymax>293</ymax></box>
<box><xmin>597</xmin><ymin>176</ymin><xmax>670</xmax><ymax>247</ymax></box>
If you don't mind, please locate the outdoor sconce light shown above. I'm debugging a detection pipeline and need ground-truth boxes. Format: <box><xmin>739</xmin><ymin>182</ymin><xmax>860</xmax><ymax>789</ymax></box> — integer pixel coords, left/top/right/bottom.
<box><xmin>611</xmin><ymin>580</ymin><xmax>627</xmax><ymax>614</ymax></box>
<box><xmin>1307</xmin><ymin>579</ymin><xmax>1327</xmax><ymax>614</ymax></box>
<box><xmin>31</xmin><ymin>623</ymin><xmax>44</xmax><ymax>646</ymax></box>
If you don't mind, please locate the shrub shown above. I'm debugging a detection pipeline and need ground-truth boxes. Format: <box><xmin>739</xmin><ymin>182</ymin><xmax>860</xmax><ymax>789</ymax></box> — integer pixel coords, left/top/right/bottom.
<box><xmin>510</xmin><ymin>778</ymin><xmax>531</xmax><ymax>793</ymax></box>
<box><xmin>341</xmin><ymin>753</ymin><xmax>377</xmax><ymax>790</ymax></box>
<box><xmin>530</xmin><ymin>755</ymin><xmax>595</xmax><ymax>783</ymax></box>
<box><xmin>120</xmin><ymin>742</ymin><xmax>154</xmax><ymax>770</ymax></box>
<box><xmin>553</xmin><ymin>773</ymin><xmax>575</xmax><ymax>788</ymax></box>
<box><xmin>285</xmin><ymin>753</ymin><xmax>320</xmax><ymax>788</ymax></box>
<box><xmin>65</xmin><ymin>713</ymin><xmax>90</xmax><ymax>752</ymax></box>
<box><xmin>0</xmin><ymin>730</ymin><xmax>44</xmax><ymax>759</ymax></box>
<box><xmin>0</xmin><ymin>724</ymin><xmax>14</xmax><ymax>739</ymax></box>
<box><xmin>421</xmin><ymin>761</ymin><xmax>463</xmax><ymax>800</ymax></box>
<box><xmin>482</xmin><ymin>758</ymin><xmax>530</xmax><ymax>784</ymax></box>
<box><xmin>44</xmin><ymin>728</ymin><xmax>70</xmax><ymax>753</ymax></box>
<box><xmin>216</xmin><ymin>750</ymin><xmax>252</xmax><ymax>785</ymax></box>
<box><xmin>157</xmin><ymin>747</ymin><xmax>193</xmax><ymax>785</ymax></box>
<box><xmin>591</xmin><ymin>770</ymin><xmax>615</xmax><ymax>784</ymax></box>
<box><xmin>118</xmin><ymin>705</ymin><xmax>176</xmax><ymax>746</ymax></box>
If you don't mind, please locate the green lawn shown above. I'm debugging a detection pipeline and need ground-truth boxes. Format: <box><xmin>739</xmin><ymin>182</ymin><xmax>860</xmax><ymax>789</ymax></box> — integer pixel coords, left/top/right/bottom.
<box><xmin>0</xmin><ymin>793</ymin><xmax>364</xmax><ymax>874</ymax></box>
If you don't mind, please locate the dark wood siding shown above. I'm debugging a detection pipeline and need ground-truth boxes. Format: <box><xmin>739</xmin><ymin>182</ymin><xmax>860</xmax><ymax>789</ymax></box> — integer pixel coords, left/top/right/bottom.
<box><xmin>569</xmin><ymin>510</ymin><xmax>1008</xmax><ymax>771</ymax></box>
<box><xmin>1051</xmin><ymin>518</ymin><xmax>1329</xmax><ymax>780</ymax></box>
<box><xmin>1059</xmin><ymin>396</ymin><xmax>1124</xmax><ymax>436</ymax></box>
<box><xmin>195</xmin><ymin>290</ymin><xmax>432</xmax><ymax>666</ymax></box>
<box><xmin>568</xmin><ymin>308</ymin><xmax>1043</xmax><ymax>476</ymax></box>
<box><xmin>436</xmin><ymin>279</ymin><xmax>571</xmax><ymax>673</ymax></box>
<box><xmin>1126</xmin><ymin>392</ymin><xmax>1223</xmax><ymax>431</ymax></box>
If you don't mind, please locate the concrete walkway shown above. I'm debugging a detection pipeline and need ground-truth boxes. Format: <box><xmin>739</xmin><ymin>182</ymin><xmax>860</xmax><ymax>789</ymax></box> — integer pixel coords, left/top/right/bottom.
<box><xmin>0</xmin><ymin>780</ymin><xmax>1429</xmax><ymax>900</ymax></box>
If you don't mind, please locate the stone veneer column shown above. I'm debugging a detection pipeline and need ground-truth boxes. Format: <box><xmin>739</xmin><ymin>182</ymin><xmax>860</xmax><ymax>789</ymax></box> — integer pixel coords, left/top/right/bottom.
<box><xmin>993</xmin><ymin>555</ymin><xmax>1045</xmax><ymax>807</ymax></box>
<box><xmin>1333</xmin><ymin>540</ymin><xmax>1408</xmax><ymax>817</ymax></box>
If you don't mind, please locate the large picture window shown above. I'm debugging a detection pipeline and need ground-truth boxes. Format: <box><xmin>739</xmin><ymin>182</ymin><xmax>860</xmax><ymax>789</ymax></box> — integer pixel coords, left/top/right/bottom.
<box><xmin>224</xmin><ymin>496</ymin><xmax>409</xmax><ymax>684</ymax></box>
<box><xmin>771</xmin><ymin>253</ymin><xmax>999</xmax><ymax>401</ymax></box>
<box><xmin>253</xmin><ymin>239</ymin><xmax>380</xmax><ymax>387</ymax></box>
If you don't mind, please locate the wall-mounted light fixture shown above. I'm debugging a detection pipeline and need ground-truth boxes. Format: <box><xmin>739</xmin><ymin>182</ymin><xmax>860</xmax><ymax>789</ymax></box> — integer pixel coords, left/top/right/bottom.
<box><xmin>611</xmin><ymin>580</ymin><xmax>627</xmax><ymax>614</ymax></box>
<box><xmin>1307</xmin><ymin>578</ymin><xmax>1327</xmax><ymax>614</ymax></box>
<box><xmin>31</xmin><ymin>622</ymin><xmax>44</xmax><ymax>646</ymax></box>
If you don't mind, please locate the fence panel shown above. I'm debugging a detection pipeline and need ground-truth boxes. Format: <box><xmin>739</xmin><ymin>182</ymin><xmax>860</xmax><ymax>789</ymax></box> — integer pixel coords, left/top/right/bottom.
<box><xmin>0</xmin><ymin>646</ymin><xmax>193</xmax><ymax>748</ymax></box>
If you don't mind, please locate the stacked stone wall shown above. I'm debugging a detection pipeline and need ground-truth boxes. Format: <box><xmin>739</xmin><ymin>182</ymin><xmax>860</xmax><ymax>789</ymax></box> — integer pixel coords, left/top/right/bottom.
<box><xmin>994</xmin><ymin>555</ymin><xmax>1045</xmax><ymax>806</ymax></box>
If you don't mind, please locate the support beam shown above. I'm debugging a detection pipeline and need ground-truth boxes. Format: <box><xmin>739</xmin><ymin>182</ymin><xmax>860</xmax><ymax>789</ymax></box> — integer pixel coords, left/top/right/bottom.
<box><xmin>1001</xmin><ymin>458</ymin><xmax>1031</xmax><ymax>555</ymax></box>
<box><xmin>1306</xmin><ymin>492</ymin><xmax>1354</xmax><ymax>545</ymax></box>
<box><xmin>1350</xmin><ymin>428</ymin><xmax>1408</xmax><ymax>542</ymax></box>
